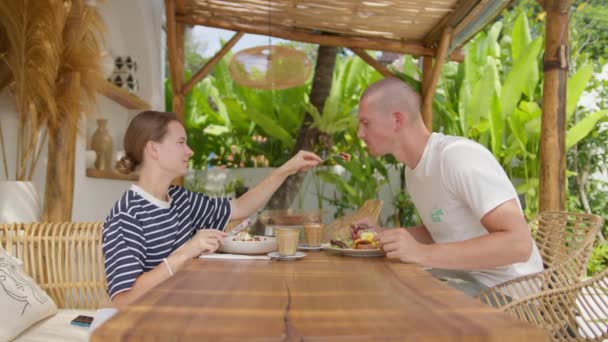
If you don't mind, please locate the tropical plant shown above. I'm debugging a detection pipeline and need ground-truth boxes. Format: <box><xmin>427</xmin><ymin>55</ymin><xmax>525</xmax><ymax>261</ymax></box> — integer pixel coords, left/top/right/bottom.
<box><xmin>166</xmin><ymin>46</ymin><xmax>311</xmax><ymax>169</ymax></box>
<box><xmin>434</xmin><ymin>10</ymin><xmax>607</xmax><ymax>219</ymax></box>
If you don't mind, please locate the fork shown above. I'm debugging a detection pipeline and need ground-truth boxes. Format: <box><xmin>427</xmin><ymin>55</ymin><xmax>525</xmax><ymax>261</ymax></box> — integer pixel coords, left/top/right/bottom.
<box><xmin>319</xmin><ymin>152</ymin><xmax>351</xmax><ymax>165</ymax></box>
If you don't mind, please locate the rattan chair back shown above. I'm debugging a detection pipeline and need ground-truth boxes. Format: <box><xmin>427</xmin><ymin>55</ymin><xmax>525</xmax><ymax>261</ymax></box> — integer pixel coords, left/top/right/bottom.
<box><xmin>503</xmin><ymin>267</ymin><xmax>608</xmax><ymax>341</ymax></box>
<box><xmin>0</xmin><ymin>222</ymin><xmax>108</xmax><ymax>309</ymax></box>
<box><xmin>477</xmin><ymin>211</ymin><xmax>604</xmax><ymax>309</ymax></box>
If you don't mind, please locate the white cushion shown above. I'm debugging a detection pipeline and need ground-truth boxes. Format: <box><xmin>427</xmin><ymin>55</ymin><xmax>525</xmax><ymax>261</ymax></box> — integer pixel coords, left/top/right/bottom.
<box><xmin>0</xmin><ymin>246</ymin><xmax>57</xmax><ymax>341</ymax></box>
<box><xmin>13</xmin><ymin>309</ymin><xmax>95</xmax><ymax>342</ymax></box>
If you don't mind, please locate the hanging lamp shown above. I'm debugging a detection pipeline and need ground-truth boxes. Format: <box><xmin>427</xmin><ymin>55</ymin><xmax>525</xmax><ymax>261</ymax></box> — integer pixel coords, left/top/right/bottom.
<box><xmin>228</xmin><ymin>0</ymin><xmax>312</xmax><ymax>90</ymax></box>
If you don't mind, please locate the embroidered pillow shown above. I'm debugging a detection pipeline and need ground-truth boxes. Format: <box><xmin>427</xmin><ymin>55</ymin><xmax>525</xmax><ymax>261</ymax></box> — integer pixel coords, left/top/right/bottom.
<box><xmin>0</xmin><ymin>245</ymin><xmax>57</xmax><ymax>341</ymax></box>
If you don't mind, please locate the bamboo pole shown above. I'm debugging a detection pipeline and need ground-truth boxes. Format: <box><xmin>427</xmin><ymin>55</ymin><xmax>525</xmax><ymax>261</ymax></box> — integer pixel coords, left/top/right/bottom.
<box><xmin>165</xmin><ymin>0</ymin><xmax>186</xmax><ymax>120</ymax></box>
<box><xmin>349</xmin><ymin>48</ymin><xmax>394</xmax><ymax>78</ymax></box>
<box><xmin>182</xmin><ymin>31</ymin><xmax>244</xmax><ymax>94</ymax></box>
<box><xmin>421</xmin><ymin>28</ymin><xmax>452</xmax><ymax>132</ymax></box>
<box><xmin>43</xmin><ymin>72</ymin><xmax>79</xmax><ymax>221</ymax></box>
<box><xmin>421</xmin><ymin>56</ymin><xmax>433</xmax><ymax>131</ymax></box>
<box><xmin>176</xmin><ymin>14</ymin><xmax>465</xmax><ymax>62</ymax></box>
<box><xmin>539</xmin><ymin>0</ymin><xmax>570</xmax><ymax>212</ymax></box>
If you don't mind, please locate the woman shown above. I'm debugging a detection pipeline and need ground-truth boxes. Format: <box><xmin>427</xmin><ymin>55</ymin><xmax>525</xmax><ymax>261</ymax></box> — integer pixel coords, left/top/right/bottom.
<box><xmin>102</xmin><ymin>110</ymin><xmax>321</xmax><ymax>308</ymax></box>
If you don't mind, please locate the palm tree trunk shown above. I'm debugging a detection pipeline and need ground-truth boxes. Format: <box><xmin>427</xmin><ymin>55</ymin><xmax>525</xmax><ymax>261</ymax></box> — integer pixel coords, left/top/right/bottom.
<box><xmin>267</xmin><ymin>45</ymin><xmax>337</xmax><ymax>209</ymax></box>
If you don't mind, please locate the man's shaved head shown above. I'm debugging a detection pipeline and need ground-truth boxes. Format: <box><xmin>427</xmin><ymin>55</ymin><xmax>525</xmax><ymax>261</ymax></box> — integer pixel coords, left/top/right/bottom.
<box><xmin>360</xmin><ymin>77</ymin><xmax>421</xmax><ymax>122</ymax></box>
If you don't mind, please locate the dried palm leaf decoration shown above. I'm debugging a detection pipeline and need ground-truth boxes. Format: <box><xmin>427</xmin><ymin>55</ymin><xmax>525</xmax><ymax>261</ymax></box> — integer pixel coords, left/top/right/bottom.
<box><xmin>0</xmin><ymin>0</ymin><xmax>105</xmax><ymax>180</ymax></box>
<box><xmin>0</xmin><ymin>0</ymin><xmax>63</xmax><ymax>180</ymax></box>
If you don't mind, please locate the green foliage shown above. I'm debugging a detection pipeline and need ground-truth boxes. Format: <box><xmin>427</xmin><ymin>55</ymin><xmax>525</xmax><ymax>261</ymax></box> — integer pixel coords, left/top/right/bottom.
<box><xmin>588</xmin><ymin>243</ymin><xmax>608</xmax><ymax>276</ymax></box>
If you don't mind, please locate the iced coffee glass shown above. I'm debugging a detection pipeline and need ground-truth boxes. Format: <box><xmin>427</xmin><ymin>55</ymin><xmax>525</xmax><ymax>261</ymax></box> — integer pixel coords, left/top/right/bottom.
<box><xmin>303</xmin><ymin>223</ymin><xmax>323</xmax><ymax>247</ymax></box>
<box><xmin>274</xmin><ymin>227</ymin><xmax>301</xmax><ymax>256</ymax></box>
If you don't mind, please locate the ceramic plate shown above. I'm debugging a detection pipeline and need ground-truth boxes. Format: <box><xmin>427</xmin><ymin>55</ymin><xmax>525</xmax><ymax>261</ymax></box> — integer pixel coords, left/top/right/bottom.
<box><xmin>218</xmin><ymin>236</ymin><xmax>277</xmax><ymax>255</ymax></box>
<box><xmin>321</xmin><ymin>243</ymin><xmax>385</xmax><ymax>257</ymax></box>
<box><xmin>268</xmin><ymin>251</ymin><xmax>306</xmax><ymax>260</ymax></box>
<box><xmin>298</xmin><ymin>244</ymin><xmax>323</xmax><ymax>251</ymax></box>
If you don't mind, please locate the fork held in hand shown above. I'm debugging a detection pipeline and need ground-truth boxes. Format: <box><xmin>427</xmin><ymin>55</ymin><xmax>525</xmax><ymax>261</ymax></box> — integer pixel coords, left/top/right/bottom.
<box><xmin>319</xmin><ymin>152</ymin><xmax>351</xmax><ymax>165</ymax></box>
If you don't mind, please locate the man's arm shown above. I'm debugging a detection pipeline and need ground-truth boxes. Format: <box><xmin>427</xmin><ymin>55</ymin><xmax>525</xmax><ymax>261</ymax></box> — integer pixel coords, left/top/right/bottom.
<box><xmin>405</xmin><ymin>224</ymin><xmax>434</xmax><ymax>244</ymax></box>
<box><xmin>230</xmin><ymin>151</ymin><xmax>321</xmax><ymax>220</ymax></box>
<box><xmin>379</xmin><ymin>199</ymin><xmax>533</xmax><ymax>269</ymax></box>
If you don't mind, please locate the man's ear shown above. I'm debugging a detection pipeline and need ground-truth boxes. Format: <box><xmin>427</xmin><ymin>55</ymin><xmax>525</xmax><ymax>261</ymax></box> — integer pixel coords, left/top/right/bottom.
<box><xmin>392</xmin><ymin>111</ymin><xmax>405</xmax><ymax>130</ymax></box>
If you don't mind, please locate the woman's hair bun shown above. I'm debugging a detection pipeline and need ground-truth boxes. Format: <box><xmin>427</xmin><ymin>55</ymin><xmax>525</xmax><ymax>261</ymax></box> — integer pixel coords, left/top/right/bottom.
<box><xmin>115</xmin><ymin>155</ymin><xmax>136</xmax><ymax>174</ymax></box>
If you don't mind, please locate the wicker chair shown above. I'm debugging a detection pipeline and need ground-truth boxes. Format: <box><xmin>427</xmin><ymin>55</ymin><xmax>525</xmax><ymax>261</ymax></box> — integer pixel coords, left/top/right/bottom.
<box><xmin>477</xmin><ymin>211</ymin><xmax>604</xmax><ymax>308</ymax></box>
<box><xmin>0</xmin><ymin>222</ymin><xmax>108</xmax><ymax>310</ymax></box>
<box><xmin>322</xmin><ymin>199</ymin><xmax>383</xmax><ymax>243</ymax></box>
<box><xmin>502</xmin><ymin>267</ymin><xmax>608</xmax><ymax>341</ymax></box>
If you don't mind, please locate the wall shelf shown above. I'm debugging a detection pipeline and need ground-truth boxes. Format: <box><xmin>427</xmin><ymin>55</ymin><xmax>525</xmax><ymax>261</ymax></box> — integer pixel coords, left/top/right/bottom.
<box><xmin>86</xmin><ymin>168</ymin><xmax>138</xmax><ymax>181</ymax></box>
<box><xmin>99</xmin><ymin>81</ymin><xmax>151</xmax><ymax>110</ymax></box>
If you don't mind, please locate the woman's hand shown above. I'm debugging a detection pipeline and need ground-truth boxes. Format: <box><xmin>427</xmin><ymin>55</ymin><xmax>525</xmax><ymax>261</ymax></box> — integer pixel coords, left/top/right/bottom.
<box><xmin>279</xmin><ymin>150</ymin><xmax>322</xmax><ymax>176</ymax></box>
<box><xmin>179</xmin><ymin>229</ymin><xmax>227</xmax><ymax>259</ymax></box>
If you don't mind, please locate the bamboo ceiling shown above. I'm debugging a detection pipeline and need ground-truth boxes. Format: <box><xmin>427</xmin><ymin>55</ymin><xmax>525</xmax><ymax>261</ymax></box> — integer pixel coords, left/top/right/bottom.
<box><xmin>176</xmin><ymin>0</ymin><xmax>514</xmax><ymax>61</ymax></box>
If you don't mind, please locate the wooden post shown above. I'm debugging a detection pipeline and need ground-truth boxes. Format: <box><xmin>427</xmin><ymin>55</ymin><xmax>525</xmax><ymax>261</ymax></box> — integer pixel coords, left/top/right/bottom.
<box><xmin>165</xmin><ymin>0</ymin><xmax>186</xmax><ymax>121</ymax></box>
<box><xmin>182</xmin><ymin>31</ymin><xmax>244</xmax><ymax>94</ymax></box>
<box><xmin>421</xmin><ymin>28</ymin><xmax>452</xmax><ymax>132</ymax></box>
<box><xmin>421</xmin><ymin>56</ymin><xmax>434</xmax><ymax>131</ymax></box>
<box><xmin>43</xmin><ymin>72</ymin><xmax>79</xmax><ymax>221</ymax></box>
<box><xmin>539</xmin><ymin>0</ymin><xmax>570</xmax><ymax>212</ymax></box>
<box><xmin>349</xmin><ymin>48</ymin><xmax>394</xmax><ymax>78</ymax></box>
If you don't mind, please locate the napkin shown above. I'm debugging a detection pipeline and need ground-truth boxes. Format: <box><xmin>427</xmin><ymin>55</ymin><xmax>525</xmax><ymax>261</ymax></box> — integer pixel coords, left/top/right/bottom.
<box><xmin>199</xmin><ymin>253</ymin><xmax>271</xmax><ymax>260</ymax></box>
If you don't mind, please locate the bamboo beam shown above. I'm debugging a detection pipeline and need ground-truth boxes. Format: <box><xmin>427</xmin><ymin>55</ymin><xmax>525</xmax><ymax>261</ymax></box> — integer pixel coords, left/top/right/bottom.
<box><xmin>424</xmin><ymin>0</ymin><xmax>479</xmax><ymax>47</ymax></box>
<box><xmin>421</xmin><ymin>28</ymin><xmax>452</xmax><ymax>132</ymax></box>
<box><xmin>421</xmin><ymin>56</ymin><xmax>434</xmax><ymax>131</ymax></box>
<box><xmin>43</xmin><ymin>72</ymin><xmax>79</xmax><ymax>221</ymax></box>
<box><xmin>349</xmin><ymin>48</ymin><xmax>394</xmax><ymax>78</ymax></box>
<box><xmin>174</xmin><ymin>0</ymin><xmax>186</xmax><ymax>12</ymax></box>
<box><xmin>165</xmin><ymin>0</ymin><xmax>186</xmax><ymax>120</ymax></box>
<box><xmin>182</xmin><ymin>31</ymin><xmax>244</xmax><ymax>94</ymax></box>
<box><xmin>176</xmin><ymin>14</ymin><xmax>464</xmax><ymax>62</ymax></box>
<box><xmin>539</xmin><ymin>0</ymin><xmax>570</xmax><ymax>212</ymax></box>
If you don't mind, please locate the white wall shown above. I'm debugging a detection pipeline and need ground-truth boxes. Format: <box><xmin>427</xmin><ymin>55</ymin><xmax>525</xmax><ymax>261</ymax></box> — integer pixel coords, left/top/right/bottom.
<box><xmin>0</xmin><ymin>0</ymin><xmax>165</xmax><ymax>222</ymax></box>
<box><xmin>73</xmin><ymin>0</ymin><xmax>165</xmax><ymax>221</ymax></box>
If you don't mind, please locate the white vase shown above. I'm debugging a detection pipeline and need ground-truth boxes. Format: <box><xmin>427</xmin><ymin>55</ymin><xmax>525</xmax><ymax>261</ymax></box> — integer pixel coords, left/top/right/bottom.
<box><xmin>0</xmin><ymin>181</ymin><xmax>42</xmax><ymax>223</ymax></box>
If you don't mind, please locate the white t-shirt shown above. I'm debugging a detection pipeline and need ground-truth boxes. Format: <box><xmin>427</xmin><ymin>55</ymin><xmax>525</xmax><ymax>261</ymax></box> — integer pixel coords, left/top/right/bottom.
<box><xmin>405</xmin><ymin>133</ymin><xmax>543</xmax><ymax>287</ymax></box>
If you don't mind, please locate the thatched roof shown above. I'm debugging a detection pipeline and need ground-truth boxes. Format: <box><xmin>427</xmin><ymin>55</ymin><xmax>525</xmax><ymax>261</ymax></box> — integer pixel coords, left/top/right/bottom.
<box><xmin>175</xmin><ymin>0</ymin><xmax>514</xmax><ymax>61</ymax></box>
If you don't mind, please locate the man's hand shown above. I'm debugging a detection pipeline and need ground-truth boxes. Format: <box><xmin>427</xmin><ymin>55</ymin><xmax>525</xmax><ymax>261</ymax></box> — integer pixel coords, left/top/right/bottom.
<box><xmin>378</xmin><ymin>228</ymin><xmax>424</xmax><ymax>263</ymax></box>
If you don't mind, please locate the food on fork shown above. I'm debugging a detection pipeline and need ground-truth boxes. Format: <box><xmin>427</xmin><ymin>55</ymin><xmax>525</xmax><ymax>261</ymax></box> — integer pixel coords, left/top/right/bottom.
<box><xmin>338</xmin><ymin>152</ymin><xmax>351</xmax><ymax>162</ymax></box>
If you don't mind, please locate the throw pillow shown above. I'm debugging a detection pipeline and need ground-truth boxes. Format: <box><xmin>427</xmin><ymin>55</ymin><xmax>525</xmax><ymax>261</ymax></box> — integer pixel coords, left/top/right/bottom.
<box><xmin>0</xmin><ymin>245</ymin><xmax>57</xmax><ymax>341</ymax></box>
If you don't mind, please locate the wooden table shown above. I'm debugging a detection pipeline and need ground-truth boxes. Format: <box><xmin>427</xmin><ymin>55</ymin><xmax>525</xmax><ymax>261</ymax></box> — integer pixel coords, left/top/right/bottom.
<box><xmin>91</xmin><ymin>252</ymin><xmax>548</xmax><ymax>341</ymax></box>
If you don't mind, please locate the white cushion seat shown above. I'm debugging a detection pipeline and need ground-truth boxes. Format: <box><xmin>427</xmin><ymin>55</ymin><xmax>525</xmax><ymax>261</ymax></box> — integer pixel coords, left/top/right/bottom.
<box><xmin>13</xmin><ymin>309</ymin><xmax>96</xmax><ymax>342</ymax></box>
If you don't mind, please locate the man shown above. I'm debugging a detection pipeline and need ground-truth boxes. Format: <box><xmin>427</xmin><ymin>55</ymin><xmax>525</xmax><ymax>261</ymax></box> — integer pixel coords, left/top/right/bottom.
<box><xmin>358</xmin><ymin>77</ymin><xmax>542</xmax><ymax>296</ymax></box>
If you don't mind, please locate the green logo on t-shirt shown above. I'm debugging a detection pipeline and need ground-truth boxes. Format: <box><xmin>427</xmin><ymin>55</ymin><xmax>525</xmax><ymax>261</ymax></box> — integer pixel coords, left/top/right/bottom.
<box><xmin>431</xmin><ymin>208</ymin><xmax>444</xmax><ymax>223</ymax></box>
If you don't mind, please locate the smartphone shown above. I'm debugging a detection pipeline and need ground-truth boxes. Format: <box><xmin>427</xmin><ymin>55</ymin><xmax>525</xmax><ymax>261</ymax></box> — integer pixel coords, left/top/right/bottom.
<box><xmin>70</xmin><ymin>315</ymin><xmax>94</xmax><ymax>327</ymax></box>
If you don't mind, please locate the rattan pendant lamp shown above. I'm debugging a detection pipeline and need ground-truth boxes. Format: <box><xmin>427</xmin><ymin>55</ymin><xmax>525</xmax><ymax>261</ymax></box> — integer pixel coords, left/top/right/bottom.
<box><xmin>228</xmin><ymin>0</ymin><xmax>312</xmax><ymax>90</ymax></box>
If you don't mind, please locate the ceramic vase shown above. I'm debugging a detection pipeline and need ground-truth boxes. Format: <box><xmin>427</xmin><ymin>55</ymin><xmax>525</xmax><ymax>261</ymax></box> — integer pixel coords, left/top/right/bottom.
<box><xmin>91</xmin><ymin>119</ymin><xmax>113</xmax><ymax>171</ymax></box>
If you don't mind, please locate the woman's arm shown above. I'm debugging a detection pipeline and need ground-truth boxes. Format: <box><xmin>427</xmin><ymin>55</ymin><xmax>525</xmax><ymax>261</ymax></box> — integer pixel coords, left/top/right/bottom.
<box><xmin>111</xmin><ymin>251</ymin><xmax>188</xmax><ymax>308</ymax></box>
<box><xmin>230</xmin><ymin>150</ymin><xmax>321</xmax><ymax>220</ymax></box>
<box><xmin>111</xmin><ymin>229</ymin><xmax>226</xmax><ymax>308</ymax></box>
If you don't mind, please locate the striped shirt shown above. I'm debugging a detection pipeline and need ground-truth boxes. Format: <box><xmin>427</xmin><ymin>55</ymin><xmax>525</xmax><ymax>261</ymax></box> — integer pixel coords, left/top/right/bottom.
<box><xmin>102</xmin><ymin>184</ymin><xmax>232</xmax><ymax>299</ymax></box>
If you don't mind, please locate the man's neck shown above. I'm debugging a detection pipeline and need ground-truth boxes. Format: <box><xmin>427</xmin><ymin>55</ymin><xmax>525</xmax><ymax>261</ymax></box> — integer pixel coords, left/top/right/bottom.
<box><xmin>395</xmin><ymin>127</ymin><xmax>431</xmax><ymax>169</ymax></box>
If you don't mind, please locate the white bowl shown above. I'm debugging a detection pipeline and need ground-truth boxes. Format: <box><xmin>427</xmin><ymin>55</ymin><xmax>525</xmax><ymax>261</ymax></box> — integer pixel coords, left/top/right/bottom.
<box><xmin>218</xmin><ymin>235</ymin><xmax>277</xmax><ymax>255</ymax></box>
